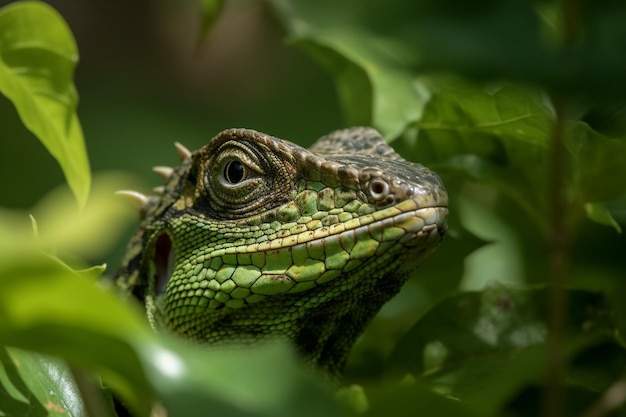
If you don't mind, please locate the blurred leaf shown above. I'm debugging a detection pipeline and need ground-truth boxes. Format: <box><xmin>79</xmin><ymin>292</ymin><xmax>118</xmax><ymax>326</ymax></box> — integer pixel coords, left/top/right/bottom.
<box><xmin>0</xmin><ymin>251</ymin><xmax>155</xmax><ymax>415</ymax></box>
<box><xmin>415</xmin><ymin>194</ymin><xmax>490</xmax><ymax>293</ymax></box>
<box><xmin>505</xmin><ymin>383</ymin><xmax>624</xmax><ymax>417</ymax></box>
<box><xmin>30</xmin><ymin>172</ymin><xmax>141</xmax><ymax>260</ymax></box>
<box><xmin>584</xmin><ymin>203</ymin><xmax>622</xmax><ymax>233</ymax></box>
<box><xmin>140</xmin><ymin>341</ymin><xmax>340</xmax><ymax>417</ymax></box>
<box><xmin>199</xmin><ymin>0</ymin><xmax>225</xmax><ymax>41</ymax></box>
<box><xmin>365</xmin><ymin>382</ymin><xmax>481</xmax><ymax>417</ymax></box>
<box><xmin>387</xmin><ymin>286</ymin><xmax>620</xmax><ymax>413</ymax></box>
<box><xmin>376</xmin><ymin>0</ymin><xmax>550</xmax><ymax>82</ymax></box>
<box><xmin>0</xmin><ymin>347</ymin><xmax>91</xmax><ymax>417</ymax></box>
<box><xmin>582</xmin><ymin>101</ymin><xmax>626</xmax><ymax>138</ymax></box>
<box><xmin>268</xmin><ymin>0</ymin><xmax>431</xmax><ymax>139</ymax></box>
<box><xmin>0</xmin><ymin>173</ymin><xmax>140</xmax><ymax>262</ymax></box>
<box><xmin>0</xmin><ymin>1</ymin><xmax>90</xmax><ymax>208</ymax></box>
<box><xmin>75</xmin><ymin>264</ymin><xmax>108</xmax><ymax>281</ymax></box>
<box><xmin>336</xmin><ymin>385</ymin><xmax>369</xmax><ymax>415</ymax></box>
<box><xmin>271</xmin><ymin>0</ymin><xmax>626</xmax><ymax>99</ymax></box>
<box><xmin>0</xmin><ymin>162</ymin><xmax>341</xmax><ymax>417</ymax></box>
<box><xmin>569</xmin><ymin>122</ymin><xmax>626</xmax><ymax>203</ymax></box>
<box><xmin>0</xmin><ymin>250</ymin><xmax>343</xmax><ymax>417</ymax></box>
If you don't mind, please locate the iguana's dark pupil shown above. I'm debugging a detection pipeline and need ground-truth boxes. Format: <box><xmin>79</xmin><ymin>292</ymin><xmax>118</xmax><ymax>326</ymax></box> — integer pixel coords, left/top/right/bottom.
<box><xmin>224</xmin><ymin>160</ymin><xmax>245</xmax><ymax>184</ymax></box>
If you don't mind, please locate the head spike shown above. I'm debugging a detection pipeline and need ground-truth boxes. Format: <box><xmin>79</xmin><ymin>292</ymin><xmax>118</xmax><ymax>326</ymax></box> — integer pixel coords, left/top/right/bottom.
<box><xmin>175</xmin><ymin>142</ymin><xmax>192</xmax><ymax>161</ymax></box>
<box><xmin>115</xmin><ymin>190</ymin><xmax>149</xmax><ymax>210</ymax></box>
<box><xmin>153</xmin><ymin>165</ymin><xmax>174</xmax><ymax>181</ymax></box>
<box><xmin>153</xmin><ymin>186</ymin><xmax>165</xmax><ymax>194</ymax></box>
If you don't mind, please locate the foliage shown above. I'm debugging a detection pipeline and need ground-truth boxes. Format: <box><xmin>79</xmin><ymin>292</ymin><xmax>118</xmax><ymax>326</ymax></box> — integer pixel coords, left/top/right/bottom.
<box><xmin>1</xmin><ymin>0</ymin><xmax>625</xmax><ymax>416</ymax></box>
<box><xmin>0</xmin><ymin>1</ymin><xmax>89</xmax><ymax>208</ymax></box>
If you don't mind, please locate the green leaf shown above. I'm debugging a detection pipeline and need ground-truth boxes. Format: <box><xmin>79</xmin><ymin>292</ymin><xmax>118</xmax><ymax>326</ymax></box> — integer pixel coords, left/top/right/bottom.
<box><xmin>569</xmin><ymin>122</ymin><xmax>626</xmax><ymax>203</ymax></box>
<box><xmin>0</xmin><ymin>347</ymin><xmax>91</xmax><ymax>417</ymax></box>
<box><xmin>400</xmin><ymin>81</ymin><xmax>554</xmax><ymax>229</ymax></box>
<box><xmin>199</xmin><ymin>0</ymin><xmax>225</xmax><ymax>41</ymax></box>
<box><xmin>268</xmin><ymin>0</ymin><xmax>431</xmax><ymax>139</ymax></box>
<box><xmin>0</xmin><ymin>251</ymin><xmax>155</xmax><ymax>415</ymax></box>
<box><xmin>365</xmin><ymin>382</ymin><xmax>481</xmax><ymax>417</ymax></box>
<box><xmin>373</xmin><ymin>0</ymin><xmax>549</xmax><ymax>82</ymax></box>
<box><xmin>270</xmin><ymin>0</ymin><xmax>626</xmax><ymax>99</ymax></box>
<box><xmin>0</xmin><ymin>1</ymin><xmax>90</xmax><ymax>208</ymax></box>
<box><xmin>0</xmin><ymin>173</ymin><xmax>140</xmax><ymax>262</ymax></box>
<box><xmin>584</xmin><ymin>203</ymin><xmax>622</xmax><ymax>233</ymax></box>
<box><xmin>140</xmin><ymin>341</ymin><xmax>340</xmax><ymax>417</ymax></box>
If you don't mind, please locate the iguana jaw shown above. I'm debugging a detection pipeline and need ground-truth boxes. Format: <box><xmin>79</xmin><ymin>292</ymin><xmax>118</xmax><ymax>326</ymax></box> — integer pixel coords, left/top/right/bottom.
<box><xmin>149</xmin><ymin>202</ymin><xmax>447</xmax><ymax>293</ymax></box>
<box><xmin>146</xmin><ymin>200</ymin><xmax>447</xmax><ymax>328</ymax></box>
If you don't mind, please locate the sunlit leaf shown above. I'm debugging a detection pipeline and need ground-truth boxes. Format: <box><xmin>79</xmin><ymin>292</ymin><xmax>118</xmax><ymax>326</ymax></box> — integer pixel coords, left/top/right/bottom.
<box><xmin>0</xmin><ymin>348</ymin><xmax>91</xmax><ymax>417</ymax></box>
<box><xmin>0</xmin><ymin>1</ymin><xmax>90</xmax><ymax>208</ymax></box>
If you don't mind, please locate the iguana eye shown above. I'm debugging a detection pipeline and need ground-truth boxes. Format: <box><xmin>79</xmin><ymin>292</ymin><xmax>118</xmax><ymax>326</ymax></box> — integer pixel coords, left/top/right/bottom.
<box><xmin>223</xmin><ymin>160</ymin><xmax>247</xmax><ymax>184</ymax></box>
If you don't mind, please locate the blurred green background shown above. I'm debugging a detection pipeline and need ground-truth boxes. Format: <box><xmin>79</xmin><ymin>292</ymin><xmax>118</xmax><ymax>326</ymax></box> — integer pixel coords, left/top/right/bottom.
<box><xmin>0</xmin><ymin>0</ymin><xmax>344</xmax><ymax>265</ymax></box>
<box><xmin>1</xmin><ymin>2</ymin><xmax>626</xmax><ymax>413</ymax></box>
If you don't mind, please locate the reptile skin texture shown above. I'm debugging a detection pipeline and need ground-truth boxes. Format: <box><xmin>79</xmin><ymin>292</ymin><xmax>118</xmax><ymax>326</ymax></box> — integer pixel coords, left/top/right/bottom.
<box><xmin>116</xmin><ymin>127</ymin><xmax>448</xmax><ymax>376</ymax></box>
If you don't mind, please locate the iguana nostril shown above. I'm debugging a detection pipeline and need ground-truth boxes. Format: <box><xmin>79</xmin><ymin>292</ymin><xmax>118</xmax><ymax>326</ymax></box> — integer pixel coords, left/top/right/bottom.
<box><xmin>368</xmin><ymin>178</ymin><xmax>389</xmax><ymax>200</ymax></box>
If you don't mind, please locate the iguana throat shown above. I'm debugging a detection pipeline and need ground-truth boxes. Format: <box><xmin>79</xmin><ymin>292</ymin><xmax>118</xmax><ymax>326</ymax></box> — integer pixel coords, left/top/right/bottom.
<box><xmin>116</xmin><ymin>127</ymin><xmax>448</xmax><ymax>375</ymax></box>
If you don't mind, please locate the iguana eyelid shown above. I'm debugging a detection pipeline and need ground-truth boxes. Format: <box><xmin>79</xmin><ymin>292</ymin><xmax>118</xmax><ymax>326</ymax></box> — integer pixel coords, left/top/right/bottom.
<box><xmin>213</xmin><ymin>141</ymin><xmax>265</xmax><ymax>175</ymax></box>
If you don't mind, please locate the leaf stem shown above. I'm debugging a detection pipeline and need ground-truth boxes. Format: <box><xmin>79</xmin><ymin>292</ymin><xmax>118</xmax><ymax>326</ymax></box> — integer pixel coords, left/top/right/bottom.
<box><xmin>542</xmin><ymin>0</ymin><xmax>581</xmax><ymax>413</ymax></box>
<box><xmin>542</xmin><ymin>96</ymin><xmax>571</xmax><ymax>417</ymax></box>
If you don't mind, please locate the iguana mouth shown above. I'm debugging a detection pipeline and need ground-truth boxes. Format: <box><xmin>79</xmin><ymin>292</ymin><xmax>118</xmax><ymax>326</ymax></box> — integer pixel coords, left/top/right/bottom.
<box><xmin>157</xmin><ymin>204</ymin><xmax>447</xmax><ymax>309</ymax></box>
<box><xmin>154</xmin><ymin>233</ymin><xmax>174</xmax><ymax>296</ymax></box>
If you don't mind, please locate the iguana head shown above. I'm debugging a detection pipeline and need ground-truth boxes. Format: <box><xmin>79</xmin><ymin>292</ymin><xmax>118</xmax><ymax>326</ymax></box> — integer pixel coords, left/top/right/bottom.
<box><xmin>117</xmin><ymin>127</ymin><xmax>448</xmax><ymax>375</ymax></box>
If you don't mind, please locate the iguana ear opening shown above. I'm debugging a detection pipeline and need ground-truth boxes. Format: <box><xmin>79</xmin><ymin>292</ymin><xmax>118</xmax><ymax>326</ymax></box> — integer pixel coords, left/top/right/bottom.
<box><xmin>154</xmin><ymin>232</ymin><xmax>174</xmax><ymax>296</ymax></box>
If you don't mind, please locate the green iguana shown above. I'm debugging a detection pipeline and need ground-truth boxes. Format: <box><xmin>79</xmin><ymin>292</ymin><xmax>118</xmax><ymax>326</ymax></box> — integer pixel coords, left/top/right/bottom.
<box><xmin>115</xmin><ymin>127</ymin><xmax>448</xmax><ymax>376</ymax></box>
